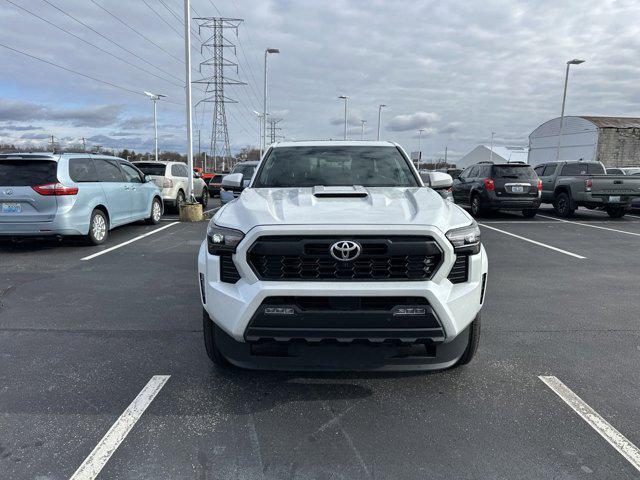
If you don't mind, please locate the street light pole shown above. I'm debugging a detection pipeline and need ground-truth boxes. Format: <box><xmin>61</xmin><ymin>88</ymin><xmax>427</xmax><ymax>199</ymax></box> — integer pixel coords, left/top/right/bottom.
<box><xmin>556</xmin><ymin>58</ymin><xmax>585</xmax><ymax>161</ymax></box>
<box><xmin>418</xmin><ymin>129</ymin><xmax>425</xmax><ymax>169</ymax></box>
<box><xmin>377</xmin><ymin>104</ymin><xmax>386</xmax><ymax>141</ymax></box>
<box><xmin>263</xmin><ymin>48</ymin><xmax>279</xmax><ymax>155</ymax></box>
<box><xmin>253</xmin><ymin>111</ymin><xmax>267</xmax><ymax>159</ymax></box>
<box><xmin>338</xmin><ymin>96</ymin><xmax>348</xmax><ymax>140</ymax></box>
<box><xmin>489</xmin><ymin>131</ymin><xmax>495</xmax><ymax>163</ymax></box>
<box><xmin>144</xmin><ymin>91</ymin><xmax>166</xmax><ymax>162</ymax></box>
<box><xmin>360</xmin><ymin>120</ymin><xmax>366</xmax><ymax>140</ymax></box>
<box><xmin>183</xmin><ymin>0</ymin><xmax>194</xmax><ymax>202</ymax></box>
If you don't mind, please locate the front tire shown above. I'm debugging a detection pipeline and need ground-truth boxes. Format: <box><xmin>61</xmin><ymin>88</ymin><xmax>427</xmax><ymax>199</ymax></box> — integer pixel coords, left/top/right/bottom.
<box><xmin>146</xmin><ymin>198</ymin><xmax>162</xmax><ymax>225</ymax></box>
<box><xmin>175</xmin><ymin>190</ymin><xmax>185</xmax><ymax>212</ymax></box>
<box><xmin>522</xmin><ymin>208</ymin><xmax>538</xmax><ymax>218</ymax></box>
<box><xmin>87</xmin><ymin>209</ymin><xmax>108</xmax><ymax>245</ymax></box>
<box><xmin>203</xmin><ymin>309</ymin><xmax>229</xmax><ymax>367</ymax></box>
<box><xmin>553</xmin><ymin>192</ymin><xmax>575</xmax><ymax>218</ymax></box>
<box><xmin>453</xmin><ymin>314</ymin><xmax>481</xmax><ymax>367</ymax></box>
<box><xmin>605</xmin><ymin>206</ymin><xmax>626</xmax><ymax>218</ymax></box>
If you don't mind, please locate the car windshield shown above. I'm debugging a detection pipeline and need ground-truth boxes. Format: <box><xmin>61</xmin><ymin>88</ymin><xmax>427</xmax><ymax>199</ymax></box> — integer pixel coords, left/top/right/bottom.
<box><xmin>0</xmin><ymin>159</ymin><xmax>57</xmax><ymax>186</ymax></box>
<box><xmin>253</xmin><ymin>146</ymin><xmax>419</xmax><ymax>188</ymax></box>
<box><xmin>232</xmin><ymin>163</ymin><xmax>257</xmax><ymax>177</ymax></box>
<box><xmin>493</xmin><ymin>165</ymin><xmax>536</xmax><ymax>179</ymax></box>
<box><xmin>134</xmin><ymin>163</ymin><xmax>166</xmax><ymax>176</ymax></box>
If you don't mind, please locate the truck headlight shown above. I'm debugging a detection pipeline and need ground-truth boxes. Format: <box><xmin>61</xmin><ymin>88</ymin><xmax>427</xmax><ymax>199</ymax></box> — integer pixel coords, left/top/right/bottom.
<box><xmin>207</xmin><ymin>222</ymin><xmax>244</xmax><ymax>254</ymax></box>
<box><xmin>446</xmin><ymin>222</ymin><xmax>481</xmax><ymax>255</ymax></box>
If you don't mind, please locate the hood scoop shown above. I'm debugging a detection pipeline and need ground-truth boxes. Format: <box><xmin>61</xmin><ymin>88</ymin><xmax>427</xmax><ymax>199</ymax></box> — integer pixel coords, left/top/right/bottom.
<box><xmin>312</xmin><ymin>185</ymin><xmax>368</xmax><ymax>198</ymax></box>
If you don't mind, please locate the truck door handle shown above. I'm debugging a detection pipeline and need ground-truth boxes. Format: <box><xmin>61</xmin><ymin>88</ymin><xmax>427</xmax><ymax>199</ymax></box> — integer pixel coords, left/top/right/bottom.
<box><xmin>124</xmin><ymin>186</ymin><xmax>130</xmax><ymax>190</ymax></box>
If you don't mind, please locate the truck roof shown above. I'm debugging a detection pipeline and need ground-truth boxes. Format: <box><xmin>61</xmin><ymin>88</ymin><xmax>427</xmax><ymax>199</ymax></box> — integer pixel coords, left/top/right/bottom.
<box><xmin>271</xmin><ymin>140</ymin><xmax>397</xmax><ymax>148</ymax></box>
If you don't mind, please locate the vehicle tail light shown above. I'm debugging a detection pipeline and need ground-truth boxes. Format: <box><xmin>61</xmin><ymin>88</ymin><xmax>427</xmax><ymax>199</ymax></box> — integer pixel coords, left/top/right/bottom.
<box><xmin>585</xmin><ymin>179</ymin><xmax>593</xmax><ymax>192</ymax></box>
<box><xmin>163</xmin><ymin>178</ymin><xmax>173</xmax><ymax>188</ymax></box>
<box><xmin>483</xmin><ymin>178</ymin><xmax>495</xmax><ymax>191</ymax></box>
<box><xmin>32</xmin><ymin>182</ymin><xmax>78</xmax><ymax>196</ymax></box>
<box><xmin>537</xmin><ymin>180</ymin><xmax>542</xmax><ymax>191</ymax></box>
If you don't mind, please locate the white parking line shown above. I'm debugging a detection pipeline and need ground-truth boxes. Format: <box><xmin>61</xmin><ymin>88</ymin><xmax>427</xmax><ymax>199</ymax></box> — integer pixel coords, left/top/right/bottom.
<box><xmin>478</xmin><ymin>223</ymin><xmax>586</xmax><ymax>259</ymax></box>
<box><xmin>81</xmin><ymin>222</ymin><xmax>179</xmax><ymax>261</ymax></box>
<box><xmin>539</xmin><ymin>376</ymin><xmax>640</xmax><ymax>473</ymax></box>
<box><xmin>203</xmin><ymin>206</ymin><xmax>220</xmax><ymax>215</ymax></box>
<box><xmin>69</xmin><ymin>375</ymin><xmax>170</xmax><ymax>480</ymax></box>
<box><xmin>538</xmin><ymin>214</ymin><xmax>640</xmax><ymax>237</ymax></box>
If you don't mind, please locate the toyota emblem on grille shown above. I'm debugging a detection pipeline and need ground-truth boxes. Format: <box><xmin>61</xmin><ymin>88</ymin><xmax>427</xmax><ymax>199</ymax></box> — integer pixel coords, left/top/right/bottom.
<box><xmin>330</xmin><ymin>240</ymin><xmax>361</xmax><ymax>262</ymax></box>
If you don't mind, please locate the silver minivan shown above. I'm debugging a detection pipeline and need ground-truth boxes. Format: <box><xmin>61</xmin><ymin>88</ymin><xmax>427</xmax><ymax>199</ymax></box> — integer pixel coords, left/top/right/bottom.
<box><xmin>0</xmin><ymin>153</ymin><xmax>163</xmax><ymax>245</ymax></box>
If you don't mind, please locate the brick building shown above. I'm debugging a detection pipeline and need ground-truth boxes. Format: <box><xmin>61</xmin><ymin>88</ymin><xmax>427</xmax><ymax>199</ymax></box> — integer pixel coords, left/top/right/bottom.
<box><xmin>528</xmin><ymin>116</ymin><xmax>640</xmax><ymax>167</ymax></box>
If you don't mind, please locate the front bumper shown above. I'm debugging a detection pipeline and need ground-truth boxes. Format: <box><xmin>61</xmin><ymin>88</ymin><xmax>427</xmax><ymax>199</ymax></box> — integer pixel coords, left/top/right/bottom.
<box><xmin>198</xmin><ymin>224</ymin><xmax>488</xmax><ymax>370</ymax></box>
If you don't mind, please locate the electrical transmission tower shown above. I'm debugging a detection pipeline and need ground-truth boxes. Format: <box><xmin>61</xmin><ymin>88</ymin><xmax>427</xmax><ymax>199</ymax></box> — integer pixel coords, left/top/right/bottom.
<box><xmin>268</xmin><ymin>118</ymin><xmax>284</xmax><ymax>144</ymax></box>
<box><xmin>194</xmin><ymin>17</ymin><xmax>246</xmax><ymax>172</ymax></box>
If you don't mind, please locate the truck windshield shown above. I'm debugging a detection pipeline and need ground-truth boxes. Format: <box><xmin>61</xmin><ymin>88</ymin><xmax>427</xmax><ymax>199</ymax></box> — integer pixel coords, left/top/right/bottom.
<box><xmin>232</xmin><ymin>163</ymin><xmax>257</xmax><ymax>177</ymax></box>
<box><xmin>253</xmin><ymin>146</ymin><xmax>418</xmax><ymax>188</ymax></box>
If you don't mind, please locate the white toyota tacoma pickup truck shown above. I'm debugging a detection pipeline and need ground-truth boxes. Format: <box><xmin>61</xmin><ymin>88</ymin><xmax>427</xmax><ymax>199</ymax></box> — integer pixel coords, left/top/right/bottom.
<box><xmin>198</xmin><ymin>141</ymin><xmax>488</xmax><ymax>370</ymax></box>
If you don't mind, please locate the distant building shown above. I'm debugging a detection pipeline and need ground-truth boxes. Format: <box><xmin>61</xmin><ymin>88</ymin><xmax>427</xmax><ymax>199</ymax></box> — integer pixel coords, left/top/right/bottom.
<box><xmin>456</xmin><ymin>145</ymin><xmax>528</xmax><ymax>168</ymax></box>
<box><xmin>528</xmin><ymin>116</ymin><xmax>640</xmax><ymax>167</ymax></box>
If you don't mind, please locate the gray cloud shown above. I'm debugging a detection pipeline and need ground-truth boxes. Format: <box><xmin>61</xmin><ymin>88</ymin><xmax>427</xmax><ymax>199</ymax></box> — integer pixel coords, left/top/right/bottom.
<box><xmin>0</xmin><ymin>124</ymin><xmax>44</xmax><ymax>131</ymax></box>
<box><xmin>0</xmin><ymin>99</ymin><xmax>122</xmax><ymax>127</ymax></box>
<box><xmin>440</xmin><ymin>122</ymin><xmax>462</xmax><ymax>134</ymax></box>
<box><xmin>386</xmin><ymin>112</ymin><xmax>440</xmax><ymax>132</ymax></box>
<box><xmin>118</xmin><ymin>116</ymin><xmax>154</xmax><ymax>130</ymax></box>
<box><xmin>20</xmin><ymin>133</ymin><xmax>50</xmax><ymax>140</ymax></box>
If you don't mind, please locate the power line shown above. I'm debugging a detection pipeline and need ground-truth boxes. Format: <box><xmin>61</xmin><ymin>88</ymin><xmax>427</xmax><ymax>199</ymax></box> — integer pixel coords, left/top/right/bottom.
<box><xmin>5</xmin><ymin>0</ymin><xmax>183</xmax><ymax>88</ymax></box>
<box><xmin>89</xmin><ymin>0</ymin><xmax>183</xmax><ymax>64</ymax></box>
<box><xmin>0</xmin><ymin>42</ymin><xmax>146</xmax><ymax>98</ymax></box>
<box><xmin>141</xmin><ymin>0</ymin><xmax>184</xmax><ymax>38</ymax></box>
<box><xmin>40</xmin><ymin>0</ymin><xmax>184</xmax><ymax>84</ymax></box>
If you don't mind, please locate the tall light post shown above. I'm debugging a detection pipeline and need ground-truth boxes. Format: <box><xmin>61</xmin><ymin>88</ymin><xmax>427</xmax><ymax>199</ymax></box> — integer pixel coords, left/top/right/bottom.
<box><xmin>338</xmin><ymin>95</ymin><xmax>348</xmax><ymax>140</ymax></box>
<box><xmin>253</xmin><ymin>110</ymin><xmax>268</xmax><ymax>158</ymax></box>
<box><xmin>377</xmin><ymin>104</ymin><xmax>386</xmax><ymax>141</ymax></box>
<box><xmin>417</xmin><ymin>129</ymin><xmax>425</xmax><ymax>169</ymax></box>
<box><xmin>144</xmin><ymin>91</ymin><xmax>166</xmax><ymax>162</ymax></box>
<box><xmin>263</xmin><ymin>48</ymin><xmax>279</xmax><ymax>156</ymax></box>
<box><xmin>360</xmin><ymin>120</ymin><xmax>367</xmax><ymax>140</ymax></box>
<box><xmin>182</xmin><ymin>0</ymin><xmax>194</xmax><ymax>202</ymax></box>
<box><xmin>556</xmin><ymin>58</ymin><xmax>585</xmax><ymax>161</ymax></box>
<box><xmin>489</xmin><ymin>131</ymin><xmax>495</xmax><ymax>163</ymax></box>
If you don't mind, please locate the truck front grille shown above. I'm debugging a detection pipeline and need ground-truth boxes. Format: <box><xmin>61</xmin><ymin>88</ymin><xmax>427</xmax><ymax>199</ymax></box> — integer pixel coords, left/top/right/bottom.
<box><xmin>247</xmin><ymin>236</ymin><xmax>443</xmax><ymax>281</ymax></box>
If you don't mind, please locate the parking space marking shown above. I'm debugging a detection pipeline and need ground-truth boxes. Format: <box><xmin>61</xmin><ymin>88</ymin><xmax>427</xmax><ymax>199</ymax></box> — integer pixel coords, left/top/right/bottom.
<box><xmin>539</xmin><ymin>376</ymin><xmax>640</xmax><ymax>473</ymax></box>
<box><xmin>69</xmin><ymin>375</ymin><xmax>170</xmax><ymax>480</ymax></box>
<box><xmin>81</xmin><ymin>222</ymin><xmax>180</xmax><ymax>261</ymax></box>
<box><xmin>478</xmin><ymin>223</ymin><xmax>586</xmax><ymax>259</ymax></box>
<box><xmin>538</xmin><ymin>214</ymin><xmax>640</xmax><ymax>237</ymax></box>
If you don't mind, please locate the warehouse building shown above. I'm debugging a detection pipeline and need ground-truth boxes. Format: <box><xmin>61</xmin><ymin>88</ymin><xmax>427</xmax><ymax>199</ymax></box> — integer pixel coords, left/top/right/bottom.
<box><xmin>528</xmin><ymin>116</ymin><xmax>640</xmax><ymax>167</ymax></box>
<box><xmin>456</xmin><ymin>145</ymin><xmax>528</xmax><ymax>168</ymax></box>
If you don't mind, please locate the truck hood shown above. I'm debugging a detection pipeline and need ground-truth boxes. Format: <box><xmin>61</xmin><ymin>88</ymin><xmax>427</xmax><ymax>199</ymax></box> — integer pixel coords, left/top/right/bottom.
<box><xmin>215</xmin><ymin>187</ymin><xmax>473</xmax><ymax>233</ymax></box>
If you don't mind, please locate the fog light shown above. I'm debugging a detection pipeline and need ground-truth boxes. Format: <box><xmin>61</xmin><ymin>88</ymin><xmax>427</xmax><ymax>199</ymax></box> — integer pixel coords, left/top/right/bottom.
<box><xmin>393</xmin><ymin>307</ymin><xmax>426</xmax><ymax>316</ymax></box>
<box><xmin>264</xmin><ymin>307</ymin><xmax>295</xmax><ymax>315</ymax></box>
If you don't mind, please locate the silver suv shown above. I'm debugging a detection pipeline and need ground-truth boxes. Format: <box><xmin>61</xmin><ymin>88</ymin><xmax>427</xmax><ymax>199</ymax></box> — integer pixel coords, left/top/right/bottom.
<box><xmin>134</xmin><ymin>161</ymin><xmax>208</xmax><ymax>210</ymax></box>
<box><xmin>0</xmin><ymin>153</ymin><xmax>163</xmax><ymax>244</ymax></box>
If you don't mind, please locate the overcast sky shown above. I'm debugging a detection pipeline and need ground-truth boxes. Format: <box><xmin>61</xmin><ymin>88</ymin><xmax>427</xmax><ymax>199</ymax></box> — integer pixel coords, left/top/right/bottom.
<box><xmin>1</xmin><ymin>0</ymin><xmax>639</xmax><ymax>161</ymax></box>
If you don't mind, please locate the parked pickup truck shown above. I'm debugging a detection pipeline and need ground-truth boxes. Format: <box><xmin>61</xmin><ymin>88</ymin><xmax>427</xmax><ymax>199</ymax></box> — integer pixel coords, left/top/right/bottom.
<box><xmin>533</xmin><ymin>161</ymin><xmax>640</xmax><ymax>218</ymax></box>
<box><xmin>198</xmin><ymin>141</ymin><xmax>488</xmax><ymax>371</ymax></box>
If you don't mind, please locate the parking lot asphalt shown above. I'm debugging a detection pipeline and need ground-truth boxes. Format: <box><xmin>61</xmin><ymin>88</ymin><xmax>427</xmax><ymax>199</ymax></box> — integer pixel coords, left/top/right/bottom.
<box><xmin>1</xmin><ymin>204</ymin><xmax>639</xmax><ymax>479</ymax></box>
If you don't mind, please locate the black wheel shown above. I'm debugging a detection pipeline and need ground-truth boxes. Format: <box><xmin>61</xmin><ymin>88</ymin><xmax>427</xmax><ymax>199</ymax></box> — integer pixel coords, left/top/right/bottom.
<box><xmin>605</xmin><ymin>206</ymin><xmax>626</xmax><ymax>218</ymax></box>
<box><xmin>146</xmin><ymin>198</ymin><xmax>162</xmax><ymax>225</ymax></box>
<box><xmin>470</xmin><ymin>195</ymin><xmax>484</xmax><ymax>217</ymax></box>
<box><xmin>522</xmin><ymin>208</ymin><xmax>538</xmax><ymax>218</ymax></box>
<box><xmin>553</xmin><ymin>192</ymin><xmax>575</xmax><ymax>218</ymax></box>
<box><xmin>453</xmin><ymin>314</ymin><xmax>481</xmax><ymax>367</ymax></box>
<box><xmin>203</xmin><ymin>309</ymin><xmax>229</xmax><ymax>367</ymax></box>
<box><xmin>175</xmin><ymin>190</ymin><xmax>186</xmax><ymax>212</ymax></box>
<box><xmin>200</xmin><ymin>188</ymin><xmax>209</xmax><ymax>209</ymax></box>
<box><xmin>87</xmin><ymin>209</ymin><xmax>108</xmax><ymax>245</ymax></box>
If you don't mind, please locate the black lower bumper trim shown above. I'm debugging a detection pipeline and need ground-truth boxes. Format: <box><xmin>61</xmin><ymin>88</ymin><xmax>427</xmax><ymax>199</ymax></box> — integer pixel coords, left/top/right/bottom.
<box><xmin>215</xmin><ymin>324</ymin><xmax>470</xmax><ymax>371</ymax></box>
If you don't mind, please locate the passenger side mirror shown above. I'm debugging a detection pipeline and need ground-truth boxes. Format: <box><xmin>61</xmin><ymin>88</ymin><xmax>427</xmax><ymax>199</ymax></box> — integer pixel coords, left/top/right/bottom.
<box><xmin>221</xmin><ymin>172</ymin><xmax>244</xmax><ymax>190</ymax></box>
<box><xmin>426</xmin><ymin>172</ymin><xmax>453</xmax><ymax>190</ymax></box>
<box><xmin>143</xmin><ymin>174</ymin><xmax>152</xmax><ymax>183</ymax></box>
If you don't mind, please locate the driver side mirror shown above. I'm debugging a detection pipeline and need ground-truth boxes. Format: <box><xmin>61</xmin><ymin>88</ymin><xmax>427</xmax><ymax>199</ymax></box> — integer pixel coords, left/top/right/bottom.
<box><xmin>426</xmin><ymin>172</ymin><xmax>453</xmax><ymax>190</ymax></box>
<box><xmin>221</xmin><ymin>172</ymin><xmax>244</xmax><ymax>191</ymax></box>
